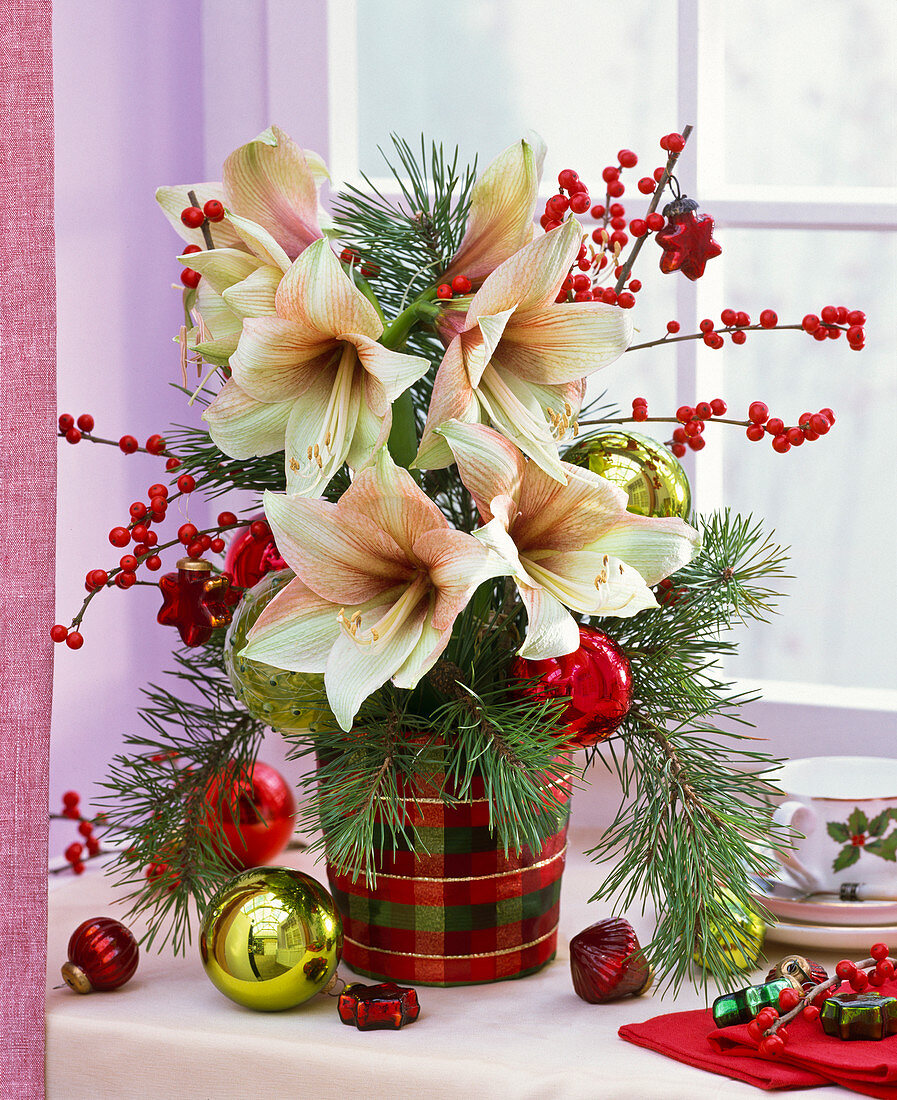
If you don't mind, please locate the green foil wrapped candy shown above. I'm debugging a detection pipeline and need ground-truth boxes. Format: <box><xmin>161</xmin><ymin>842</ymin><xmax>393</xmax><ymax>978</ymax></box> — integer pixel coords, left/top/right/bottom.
<box><xmin>563</xmin><ymin>429</ymin><xmax>691</xmax><ymax>519</ymax></box>
<box><xmin>224</xmin><ymin>569</ymin><xmax>331</xmax><ymax>731</ymax></box>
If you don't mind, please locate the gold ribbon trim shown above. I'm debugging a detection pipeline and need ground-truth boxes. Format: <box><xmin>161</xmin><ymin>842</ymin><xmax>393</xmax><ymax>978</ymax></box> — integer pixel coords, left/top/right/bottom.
<box><xmin>348</xmin><ymin>843</ymin><xmax>567</xmax><ymax>884</ymax></box>
<box><xmin>344</xmin><ymin>923</ymin><xmax>559</xmax><ymax>961</ymax></box>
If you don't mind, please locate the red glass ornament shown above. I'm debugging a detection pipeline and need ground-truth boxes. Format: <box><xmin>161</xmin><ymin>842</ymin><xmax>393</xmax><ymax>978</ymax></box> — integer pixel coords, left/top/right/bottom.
<box><xmin>157</xmin><ymin>558</ymin><xmax>239</xmax><ymax>646</ymax></box>
<box><xmin>510</xmin><ymin>625</ymin><xmax>632</xmax><ymax>748</ymax></box>
<box><xmin>61</xmin><ymin>917</ymin><xmax>139</xmax><ymax>994</ymax></box>
<box><xmin>338</xmin><ymin>982</ymin><xmax>421</xmax><ymax>1030</ymax></box>
<box><xmin>224</xmin><ymin>515</ymin><xmax>288</xmax><ymax>589</ymax></box>
<box><xmin>655</xmin><ymin>196</ymin><xmax>722</xmax><ymax>281</ymax></box>
<box><xmin>205</xmin><ymin>761</ymin><xmax>296</xmax><ymax>869</ymax></box>
<box><xmin>570</xmin><ymin>917</ymin><xmax>653</xmax><ymax>1003</ymax></box>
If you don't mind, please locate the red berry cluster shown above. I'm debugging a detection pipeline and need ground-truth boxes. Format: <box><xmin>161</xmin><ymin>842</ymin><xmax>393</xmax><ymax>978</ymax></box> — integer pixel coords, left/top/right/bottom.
<box><xmin>57</xmin><ymin>791</ymin><xmax>102</xmax><ymax>875</ymax></box>
<box><xmin>669</xmin><ymin>398</ymin><xmax>728</xmax><ymax>456</ymax></box>
<box><xmin>802</xmin><ymin>306</ymin><xmax>866</xmax><ymax>349</ymax></box>
<box><xmin>655</xmin><ymin>577</ymin><xmax>688</xmax><ymax>606</ymax></box>
<box><xmin>339</xmin><ymin>247</ymin><xmax>380</xmax><ymax>279</ymax></box>
<box><xmin>836</xmin><ymin>946</ymin><xmax>894</xmax><ymax>989</ymax></box>
<box><xmin>746</xmin><ymin>403</ymin><xmax>835</xmax><ymax>453</ymax></box>
<box><xmin>178</xmin><ymin>200</ymin><xmax>225</xmax><ymax>287</ymax></box>
<box><xmin>57</xmin><ymin>412</ymin><xmax>94</xmax><ymax>445</ymax></box>
<box><xmin>435</xmin><ymin>275</ymin><xmax>472</xmax><ymax>300</ymax></box>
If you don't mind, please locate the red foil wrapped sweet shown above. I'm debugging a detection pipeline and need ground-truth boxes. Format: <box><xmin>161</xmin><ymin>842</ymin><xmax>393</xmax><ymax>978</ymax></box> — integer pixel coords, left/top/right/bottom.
<box><xmin>224</xmin><ymin>516</ymin><xmax>288</xmax><ymax>590</ymax></box>
<box><xmin>570</xmin><ymin>917</ymin><xmax>653</xmax><ymax>1003</ymax></box>
<box><xmin>61</xmin><ymin>916</ymin><xmax>139</xmax><ymax>994</ymax></box>
<box><xmin>510</xmin><ymin>625</ymin><xmax>632</xmax><ymax>748</ymax></box>
<box><xmin>338</xmin><ymin>982</ymin><xmax>421</xmax><ymax>1030</ymax></box>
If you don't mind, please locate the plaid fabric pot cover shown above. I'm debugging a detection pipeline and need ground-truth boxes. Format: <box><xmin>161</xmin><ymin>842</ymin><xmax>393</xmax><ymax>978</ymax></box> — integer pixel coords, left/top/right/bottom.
<box><xmin>325</xmin><ymin>774</ymin><xmax>570</xmax><ymax>987</ymax></box>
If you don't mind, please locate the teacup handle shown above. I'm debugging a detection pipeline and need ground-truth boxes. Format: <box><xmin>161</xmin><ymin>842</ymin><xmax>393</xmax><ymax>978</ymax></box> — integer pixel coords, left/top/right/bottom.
<box><xmin>772</xmin><ymin>800</ymin><xmax>823</xmax><ymax>892</ymax></box>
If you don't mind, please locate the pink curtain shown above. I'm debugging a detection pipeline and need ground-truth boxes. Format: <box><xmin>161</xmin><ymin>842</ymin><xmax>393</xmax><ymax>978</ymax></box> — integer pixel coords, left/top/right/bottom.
<box><xmin>0</xmin><ymin>1</ymin><xmax>56</xmax><ymax>1097</ymax></box>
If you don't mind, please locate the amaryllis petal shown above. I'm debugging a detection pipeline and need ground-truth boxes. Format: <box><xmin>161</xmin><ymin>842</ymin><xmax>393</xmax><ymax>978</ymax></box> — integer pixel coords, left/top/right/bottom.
<box><xmin>414</xmin><ymin>337</ymin><xmax>480</xmax><ymax>470</ymax></box>
<box><xmin>221</xmin><ymin>265</ymin><xmax>282</xmax><ymax>319</ymax></box>
<box><xmin>194</xmin><ymin>281</ymin><xmax>243</xmax><ymax>340</ymax></box>
<box><xmin>476</xmin><ymin>363</ymin><xmax>567</xmax><ymax>482</ymax></box>
<box><xmin>262</xmin><ymin>490</ymin><xmax>409</xmax><ymax>603</ymax></box>
<box><xmin>340</xmin><ymin>447</ymin><xmax>447</xmax><ymax>557</ymax></box>
<box><xmin>436</xmin><ymin>420</ymin><xmax>525</xmax><ymax>522</ymax></box>
<box><xmin>202</xmin><ymin>379</ymin><xmax>295</xmax><ymax>459</ymax></box>
<box><xmin>155</xmin><ymin>183</ymin><xmax>243</xmax><ymax>250</ymax></box>
<box><xmin>275</xmin><ymin>238</ymin><xmax>382</xmax><ymax>339</ymax></box>
<box><xmin>517</xmin><ymin>584</ymin><xmax>582</xmax><ymax>660</ymax></box>
<box><xmin>493</xmin><ymin>301</ymin><xmax>634</xmax><ymax>384</ymax></box>
<box><xmin>179</xmin><ymin>248</ymin><xmax>263</xmax><ymax>295</ymax></box>
<box><xmin>582</xmin><ymin>516</ymin><xmax>702</xmax><ymax>586</ymax></box>
<box><xmin>223</xmin><ymin>124</ymin><xmax>323</xmax><ymax>261</ymax></box>
<box><xmin>344</xmin><ymin>377</ymin><xmax>393</xmax><ymax>473</ymax></box>
<box><xmin>226</xmin><ymin>212</ymin><xmax>292</xmax><ymax>272</ymax></box>
<box><xmin>443</xmin><ymin>134</ymin><xmax>546</xmax><ymax>286</ymax></box>
<box><xmin>461</xmin><ymin>307</ymin><xmax>516</xmax><ymax>387</ymax></box>
<box><xmin>282</xmin><ymin>365</ymin><xmax>360</xmax><ymax>497</ymax></box>
<box><xmin>467</xmin><ymin>218</ymin><xmax>581</xmax><ymax>323</ymax></box>
<box><xmin>325</xmin><ymin>602</ymin><xmax>428</xmax><ymax>730</ymax></box>
<box><xmin>391</xmin><ymin>604</ymin><xmax>453</xmax><ymax>690</ymax></box>
<box><xmin>412</xmin><ymin>527</ymin><xmax>512</xmax><ymax>631</ymax></box>
<box><xmin>515</xmin><ymin>463</ymin><xmax>629</xmax><ymax>552</ymax></box>
<box><xmin>348</xmin><ymin>333</ymin><xmax>430</xmax><ymax>403</ymax></box>
<box><xmin>242</xmin><ymin>577</ymin><xmax>342</xmax><ymax>673</ymax></box>
<box><xmin>533</xmin><ymin>550</ymin><xmax>660</xmax><ymax>617</ymax></box>
<box><xmin>190</xmin><ymin>332</ymin><xmax>240</xmax><ymax>364</ymax></box>
<box><xmin>230</xmin><ymin>317</ymin><xmax>335</xmax><ymax>403</ymax></box>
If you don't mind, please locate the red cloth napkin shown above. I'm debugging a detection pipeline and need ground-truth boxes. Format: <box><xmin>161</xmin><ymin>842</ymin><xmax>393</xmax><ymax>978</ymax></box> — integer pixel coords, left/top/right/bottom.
<box><xmin>619</xmin><ymin>980</ymin><xmax>897</xmax><ymax>1098</ymax></box>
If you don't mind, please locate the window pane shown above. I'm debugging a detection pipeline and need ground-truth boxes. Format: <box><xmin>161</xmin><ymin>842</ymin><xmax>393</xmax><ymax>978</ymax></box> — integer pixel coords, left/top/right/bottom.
<box><xmin>723</xmin><ymin>0</ymin><xmax>897</xmax><ymax>188</ymax></box>
<box><xmin>356</xmin><ymin>0</ymin><xmax>677</xmax><ymax>185</ymax></box>
<box><xmin>715</xmin><ymin>229</ymin><xmax>897</xmax><ymax>689</ymax></box>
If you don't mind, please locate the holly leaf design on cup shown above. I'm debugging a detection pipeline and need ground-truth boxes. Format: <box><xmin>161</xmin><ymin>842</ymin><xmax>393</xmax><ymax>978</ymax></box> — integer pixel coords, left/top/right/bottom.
<box><xmin>829</xmin><ymin>806</ymin><xmax>897</xmax><ymax>871</ymax></box>
<box><xmin>833</xmin><ymin>845</ymin><xmax>862</xmax><ymax>872</ymax></box>
<box><xmin>865</xmin><ymin>833</ymin><xmax>897</xmax><ymax>862</ymax></box>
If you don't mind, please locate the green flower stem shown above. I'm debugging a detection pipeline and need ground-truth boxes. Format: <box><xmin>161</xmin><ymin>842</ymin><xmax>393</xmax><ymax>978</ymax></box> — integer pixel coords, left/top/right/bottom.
<box><xmin>379</xmin><ymin>289</ymin><xmax>439</xmax><ymax>351</ymax></box>
<box><xmin>387</xmin><ymin>389</ymin><xmax>419</xmax><ymax>468</ymax></box>
<box><xmin>353</xmin><ymin>274</ymin><xmax>387</xmax><ymax>325</ymax></box>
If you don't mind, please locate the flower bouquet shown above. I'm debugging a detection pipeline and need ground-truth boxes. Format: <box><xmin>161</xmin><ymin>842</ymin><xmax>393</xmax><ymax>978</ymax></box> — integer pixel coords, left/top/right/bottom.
<box><xmin>56</xmin><ymin>123</ymin><xmax>858</xmax><ymax>991</ymax></box>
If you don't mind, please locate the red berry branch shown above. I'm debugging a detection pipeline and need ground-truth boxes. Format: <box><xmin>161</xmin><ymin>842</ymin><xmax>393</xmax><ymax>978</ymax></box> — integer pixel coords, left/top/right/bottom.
<box><xmin>627</xmin><ymin>307</ymin><xmax>866</xmax><ymax>353</ymax></box>
<box><xmin>750</xmin><ymin>945</ymin><xmax>895</xmax><ymax>1057</ymax></box>
<box><xmin>50</xmin><ymin>791</ymin><xmax>109</xmax><ymax>875</ymax></box>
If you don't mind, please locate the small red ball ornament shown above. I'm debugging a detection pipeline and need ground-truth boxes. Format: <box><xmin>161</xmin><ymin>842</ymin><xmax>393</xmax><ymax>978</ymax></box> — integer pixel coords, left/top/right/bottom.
<box><xmin>61</xmin><ymin>917</ymin><xmax>139</xmax><ymax>994</ymax></box>
<box><xmin>510</xmin><ymin>625</ymin><xmax>633</xmax><ymax>748</ymax></box>
<box><xmin>224</xmin><ymin>515</ymin><xmax>288</xmax><ymax>589</ymax></box>
<box><xmin>570</xmin><ymin>917</ymin><xmax>653</xmax><ymax>1003</ymax></box>
<box><xmin>655</xmin><ymin>196</ymin><xmax>722</xmax><ymax>281</ymax></box>
<box><xmin>205</xmin><ymin>761</ymin><xmax>296</xmax><ymax>869</ymax></box>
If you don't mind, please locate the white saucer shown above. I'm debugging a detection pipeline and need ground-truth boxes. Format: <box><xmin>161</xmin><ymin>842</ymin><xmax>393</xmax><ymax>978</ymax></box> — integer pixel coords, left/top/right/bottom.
<box><xmin>751</xmin><ymin>876</ymin><xmax>897</xmax><ymax>928</ymax></box>
<box><xmin>764</xmin><ymin>918</ymin><xmax>897</xmax><ymax>952</ymax></box>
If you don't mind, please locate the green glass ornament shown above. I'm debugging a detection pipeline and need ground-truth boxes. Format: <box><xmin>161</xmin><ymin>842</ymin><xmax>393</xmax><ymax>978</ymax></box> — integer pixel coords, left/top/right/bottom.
<box><xmin>712</xmin><ymin>977</ymin><xmax>795</xmax><ymax>1029</ymax></box>
<box><xmin>224</xmin><ymin>570</ymin><xmax>330</xmax><ymax>731</ymax></box>
<box><xmin>199</xmin><ymin>867</ymin><xmax>343</xmax><ymax>1011</ymax></box>
<box><xmin>563</xmin><ymin>430</ymin><xmax>691</xmax><ymax>519</ymax></box>
<box><xmin>821</xmin><ymin>992</ymin><xmax>897</xmax><ymax>1041</ymax></box>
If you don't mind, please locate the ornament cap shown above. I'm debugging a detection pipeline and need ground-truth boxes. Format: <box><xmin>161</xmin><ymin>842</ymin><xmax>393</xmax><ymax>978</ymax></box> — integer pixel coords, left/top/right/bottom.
<box><xmin>662</xmin><ymin>196</ymin><xmax>700</xmax><ymax>218</ymax></box>
<box><xmin>177</xmin><ymin>557</ymin><xmax>213</xmax><ymax>572</ymax></box>
<box><xmin>61</xmin><ymin>961</ymin><xmax>93</xmax><ymax>994</ymax></box>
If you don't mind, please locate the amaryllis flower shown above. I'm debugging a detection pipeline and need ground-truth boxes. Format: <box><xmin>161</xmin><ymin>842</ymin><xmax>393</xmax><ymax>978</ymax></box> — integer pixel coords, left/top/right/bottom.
<box><xmin>437</xmin><ymin>421</ymin><xmax>701</xmax><ymax>659</ymax></box>
<box><xmin>156</xmin><ymin>124</ymin><xmax>327</xmax><ymax>261</ymax></box>
<box><xmin>442</xmin><ymin>134</ymin><xmax>546</xmax><ymax>287</ymax></box>
<box><xmin>415</xmin><ymin>217</ymin><xmax>633</xmax><ymax>482</ymax></box>
<box><xmin>203</xmin><ymin>238</ymin><xmax>430</xmax><ymax>496</ymax></box>
<box><xmin>239</xmin><ymin>448</ymin><xmax>511</xmax><ymax>730</ymax></box>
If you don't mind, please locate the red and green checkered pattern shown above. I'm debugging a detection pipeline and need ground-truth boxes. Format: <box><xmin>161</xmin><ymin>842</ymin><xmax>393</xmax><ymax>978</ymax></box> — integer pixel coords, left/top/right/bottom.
<box><xmin>326</xmin><ymin>776</ymin><xmax>570</xmax><ymax>986</ymax></box>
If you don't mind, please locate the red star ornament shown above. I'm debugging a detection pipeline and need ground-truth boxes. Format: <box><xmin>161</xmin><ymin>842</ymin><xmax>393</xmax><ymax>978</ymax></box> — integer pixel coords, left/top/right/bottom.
<box><xmin>157</xmin><ymin>557</ymin><xmax>239</xmax><ymax>646</ymax></box>
<box><xmin>655</xmin><ymin>197</ymin><xmax>722</xmax><ymax>281</ymax></box>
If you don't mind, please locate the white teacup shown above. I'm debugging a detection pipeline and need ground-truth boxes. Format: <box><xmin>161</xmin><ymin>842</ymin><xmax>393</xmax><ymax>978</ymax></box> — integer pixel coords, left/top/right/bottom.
<box><xmin>773</xmin><ymin>756</ymin><xmax>897</xmax><ymax>895</ymax></box>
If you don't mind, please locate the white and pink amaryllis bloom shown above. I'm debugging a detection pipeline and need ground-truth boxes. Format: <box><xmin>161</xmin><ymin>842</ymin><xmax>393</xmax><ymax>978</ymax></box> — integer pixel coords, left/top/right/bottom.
<box><xmin>437</xmin><ymin>421</ymin><xmax>701</xmax><ymax>659</ymax></box>
<box><xmin>415</xmin><ymin>217</ymin><xmax>634</xmax><ymax>482</ymax></box>
<box><xmin>239</xmin><ymin>449</ymin><xmax>511</xmax><ymax>731</ymax></box>
<box><xmin>202</xmin><ymin>238</ymin><xmax>430</xmax><ymax>496</ymax></box>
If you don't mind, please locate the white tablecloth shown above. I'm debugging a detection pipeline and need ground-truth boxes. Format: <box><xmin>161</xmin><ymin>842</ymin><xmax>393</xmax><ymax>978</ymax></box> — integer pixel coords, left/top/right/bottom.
<box><xmin>46</xmin><ymin>828</ymin><xmax>852</xmax><ymax>1099</ymax></box>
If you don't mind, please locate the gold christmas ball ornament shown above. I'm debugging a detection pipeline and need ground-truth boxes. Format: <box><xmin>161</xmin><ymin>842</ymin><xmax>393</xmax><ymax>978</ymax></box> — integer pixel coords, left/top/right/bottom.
<box><xmin>563</xmin><ymin>429</ymin><xmax>691</xmax><ymax>520</ymax></box>
<box><xmin>199</xmin><ymin>867</ymin><xmax>343</xmax><ymax>1011</ymax></box>
<box><xmin>691</xmin><ymin>889</ymin><xmax>766</xmax><ymax>973</ymax></box>
<box><xmin>224</xmin><ymin>570</ymin><xmax>331</xmax><ymax>731</ymax></box>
